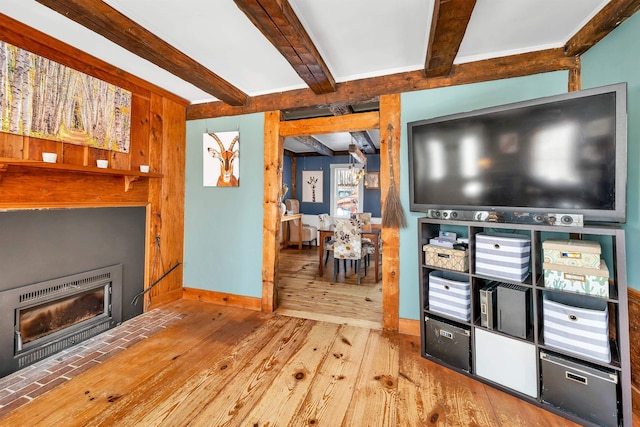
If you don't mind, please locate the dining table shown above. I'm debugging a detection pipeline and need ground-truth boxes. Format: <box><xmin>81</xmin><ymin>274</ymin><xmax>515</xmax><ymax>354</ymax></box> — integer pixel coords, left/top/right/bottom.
<box><xmin>281</xmin><ymin>213</ymin><xmax>303</xmax><ymax>249</ymax></box>
<box><xmin>318</xmin><ymin>223</ymin><xmax>381</xmax><ymax>282</ymax></box>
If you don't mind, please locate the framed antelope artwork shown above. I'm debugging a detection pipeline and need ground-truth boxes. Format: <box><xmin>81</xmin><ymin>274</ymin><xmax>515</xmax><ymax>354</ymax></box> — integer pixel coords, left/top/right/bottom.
<box><xmin>203</xmin><ymin>131</ymin><xmax>240</xmax><ymax>187</ymax></box>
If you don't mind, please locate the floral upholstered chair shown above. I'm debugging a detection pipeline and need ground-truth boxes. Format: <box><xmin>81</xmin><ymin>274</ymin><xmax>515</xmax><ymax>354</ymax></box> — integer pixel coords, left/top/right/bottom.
<box><xmin>351</xmin><ymin>212</ymin><xmax>373</xmax><ymax>244</ymax></box>
<box><xmin>332</xmin><ymin>218</ymin><xmax>368</xmax><ymax>284</ymax></box>
<box><xmin>351</xmin><ymin>212</ymin><xmax>378</xmax><ymax>265</ymax></box>
<box><xmin>351</xmin><ymin>212</ymin><xmax>371</xmax><ymax>226</ymax></box>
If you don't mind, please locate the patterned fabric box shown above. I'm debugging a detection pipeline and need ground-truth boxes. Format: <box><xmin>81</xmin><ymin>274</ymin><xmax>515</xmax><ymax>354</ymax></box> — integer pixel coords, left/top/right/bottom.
<box><xmin>423</xmin><ymin>245</ymin><xmax>468</xmax><ymax>272</ymax></box>
<box><xmin>428</xmin><ymin>271</ymin><xmax>471</xmax><ymax>322</ymax></box>
<box><xmin>543</xmin><ymin>261</ymin><xmax>610</xmax><ymax>298</ymax></box>
<box><xmin>475</xmin><ymin>233</ymin><xmax>531</xmax><ymax>282</ymax></box>
<box><xmin>543</xmin><ymin>292</ymin><xmax>610</xmax><ymax>362</ymax></box>
<box><xmin>543</xmin><ymin>239</ymin><xmax>602</xmax><ymax>269</ymax></box>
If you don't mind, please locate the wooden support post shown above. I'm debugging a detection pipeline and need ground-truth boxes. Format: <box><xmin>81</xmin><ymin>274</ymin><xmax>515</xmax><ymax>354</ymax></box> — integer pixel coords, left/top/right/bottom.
<box><xmin>379</xmin><ymin>94</ymin><xmax>401</xmax><ymax>332</ymax></box>
<box><xmin>262</xmin><ymin>110</ymin><xmax>284</xmax><ymax>312</ymax></box>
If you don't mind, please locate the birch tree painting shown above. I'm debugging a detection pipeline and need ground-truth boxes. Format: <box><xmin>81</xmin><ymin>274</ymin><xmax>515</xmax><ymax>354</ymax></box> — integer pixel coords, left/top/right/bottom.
<box><xmin>0</xmin><ymin>41</ymin><xmax>132</xmax><ymax>153</ymax></box>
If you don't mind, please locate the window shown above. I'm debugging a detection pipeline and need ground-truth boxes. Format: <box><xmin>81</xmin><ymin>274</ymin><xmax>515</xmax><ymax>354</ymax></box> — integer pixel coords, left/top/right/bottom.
<box><xmin>330</xmin><ymin>164</ymin><xmax>364</xmax><ymax>217</ymax></box>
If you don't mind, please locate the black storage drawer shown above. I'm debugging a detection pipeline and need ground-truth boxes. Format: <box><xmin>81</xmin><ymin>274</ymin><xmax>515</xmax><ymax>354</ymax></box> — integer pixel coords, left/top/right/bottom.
<box><xmin>424</xmin><ymin>316</ymin><xmax>471</xmax><ymax>372</ymax></box>
<box><xmin>540</xmin><ymin>351</ymin><xmax>619</xmax><ymax>427</ymax></box>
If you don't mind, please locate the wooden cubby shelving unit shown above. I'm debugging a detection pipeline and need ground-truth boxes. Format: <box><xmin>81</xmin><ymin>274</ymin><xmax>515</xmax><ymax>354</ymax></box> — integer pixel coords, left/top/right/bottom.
<box><xmin>418</xmin><ymin>217</ymin><xmax>631</xmax><ymax>427</ymax></box>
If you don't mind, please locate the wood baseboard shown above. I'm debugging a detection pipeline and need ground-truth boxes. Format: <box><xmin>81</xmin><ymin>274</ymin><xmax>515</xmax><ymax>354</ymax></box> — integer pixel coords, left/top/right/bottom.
<box><xmin>148</xmin><ymin>288</ymin><xmax>183</xmax><ymax>309</ymax></box>
<box><xmin>399</xmin><ymin>318</ymin><xmax>420</xmax><ymax>336</ymax></box>
<box><xmin>182</xmin><ymin>287</ymin><xmax>262</xmax><ymax>311</ymax></box>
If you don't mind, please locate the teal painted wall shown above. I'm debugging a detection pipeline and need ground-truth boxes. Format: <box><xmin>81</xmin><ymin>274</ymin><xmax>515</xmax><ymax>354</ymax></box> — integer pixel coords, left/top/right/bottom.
<box><xmin>181</xmin><ymin>12</ymin><xmax>640</xmax><ymax>314</ymax></box>
<box><xmin>399</xmin><ymin>71</ymin><xmax>569</xmax><ymax>320</ymax></box>
<box><xmin>581</xmin><ymin>11</ymin><xmax>640</xmax><ymax>289</ymax></box>
<box><xmin>184</xmin><ymin>114</ymin><xmax>264</xmax><ymax>298</ymax></box>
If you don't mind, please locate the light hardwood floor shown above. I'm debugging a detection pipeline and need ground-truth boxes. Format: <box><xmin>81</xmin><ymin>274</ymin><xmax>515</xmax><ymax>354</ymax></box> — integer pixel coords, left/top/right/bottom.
<box><xmin>277</xmin><ymin>247</ymin><xmax>383</xmax><ymax>329</ymax></box>
<box><xmin>0</xmin><ymin>299</ymin><xmax>582</xmax><ymax>426</ymax></box>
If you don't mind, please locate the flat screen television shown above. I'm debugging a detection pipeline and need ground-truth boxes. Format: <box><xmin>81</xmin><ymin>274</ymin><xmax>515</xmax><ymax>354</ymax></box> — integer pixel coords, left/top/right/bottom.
<box><xmin>407</xmin><ymin>83</ymin><xmax>628</xmax><ymax>223</ymax></box>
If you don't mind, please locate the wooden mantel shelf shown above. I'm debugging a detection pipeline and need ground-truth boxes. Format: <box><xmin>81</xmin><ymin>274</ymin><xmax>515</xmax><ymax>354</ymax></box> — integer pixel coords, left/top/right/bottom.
<box><xmin>0</xmin><ymin>159</ymin><xmax>163</xmax><ymax>192</ymax></box>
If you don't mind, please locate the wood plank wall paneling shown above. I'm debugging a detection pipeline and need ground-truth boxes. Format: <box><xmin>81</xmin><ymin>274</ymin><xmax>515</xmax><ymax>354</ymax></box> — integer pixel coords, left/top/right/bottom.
<box><xmin>0</xmin><ymin>21</ymin><xmax>187</xmax><ymax>309</ymax></box>
<box><xmin>628</xmin><ymin>287</ymin><xmax>640</xmax><ymax>413</ymax></box>
<box><xmin>156</xmin><ymin>98</ymin><xmax>186</xmax><ymax>301</ymax></box>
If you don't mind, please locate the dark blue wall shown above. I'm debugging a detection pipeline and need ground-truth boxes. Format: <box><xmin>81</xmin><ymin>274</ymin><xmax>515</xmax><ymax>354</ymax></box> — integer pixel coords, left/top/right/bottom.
<box><xmin>283</xmin><ymin>154</ymin><xmax>381</xmax><ymax>217</ymax></box>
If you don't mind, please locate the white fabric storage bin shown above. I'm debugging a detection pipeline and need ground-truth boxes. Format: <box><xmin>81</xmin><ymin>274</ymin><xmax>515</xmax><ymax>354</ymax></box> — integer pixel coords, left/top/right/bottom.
<box><xmin>543</xmin><ymin>292</ymin><xmax>610</xmax><ymax>362</ymax></box>
<box><xmin>475</xmin><ymin>232</ymin><xmax>531</xmax><ymax>282</ymax></box>
<box><xmin>428</xmin><ymin>271</ymin><xmax>471</xmax><ymax>322</ymax></box>
<box><xmin>475</xmin><ymin>329</ymin><xmax>538</xmax><ymax>398</ymax></box>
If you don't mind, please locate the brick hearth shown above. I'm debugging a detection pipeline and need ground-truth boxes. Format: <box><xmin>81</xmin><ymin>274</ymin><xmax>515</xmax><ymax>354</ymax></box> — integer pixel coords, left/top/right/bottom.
<box><xmin>0</xmin><ymin>308</ymin><xmax>185</xmax><ymax>417</ymax></box>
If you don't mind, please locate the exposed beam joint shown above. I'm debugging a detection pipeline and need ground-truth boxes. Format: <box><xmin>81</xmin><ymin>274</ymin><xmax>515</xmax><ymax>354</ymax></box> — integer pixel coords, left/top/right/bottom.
<box><xmin>328</xmin><ymin>104</ymin><xmax>376</xmax><ymax>154</ymax></box>
<box><xmin>565</xmin><ymin>0</ymin><xmax>640</xmax><ymax>57</ymax></box>
<box><xmin>350</xmin><ymin>132</ymin><xmax>376</xmax><ymax>154</ymax></box>
<box><xmin>234</xmin><ymin>0</ymin><xmax>336</xmax><ymax>94</ymax></box>
<box><xmin>348</xmin><ymin>144</ymin><xmax>366</xmax><ymax>164</ymax></box>
<box><xmin>293</xmin><ymin>136</ymin><xmax>334</xmax><ymax>157</ymax></box>
<box><xmin>35</xmin><ymin>0</ymin><xmax>248</xmax><ymax>106</ymax></box>
<box><xmin>425</xmin><ymin>0</ymin><xmax>476</xmax><ymax>78</ymax></box>
<box><xmin>328</xmin><ymin>103</ymin><xmax>353</xmax><ymax>116</ymax></box>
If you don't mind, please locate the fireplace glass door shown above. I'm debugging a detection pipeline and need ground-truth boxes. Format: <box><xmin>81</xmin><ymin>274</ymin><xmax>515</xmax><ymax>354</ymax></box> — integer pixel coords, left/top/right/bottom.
<box><xmin>16</xmin><ymin>285</ymin><xmax>109</xmax><ymax>351</ymax></box>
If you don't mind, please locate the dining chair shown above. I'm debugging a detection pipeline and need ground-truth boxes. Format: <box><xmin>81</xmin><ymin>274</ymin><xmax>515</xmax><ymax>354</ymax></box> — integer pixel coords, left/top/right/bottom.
<box><xmin>352</xmin><ymin>212</ymin><xmax>373</xmax><ymax>244</ymax></box>
<box><xmin>332</xmin><ymin>218</ymin><xmax>368</xmax><ymax>284</ymax></box>
<box><xmin>351</xmin><ymin>212</ymin><xmax>377</xmax><ymax>265</ymax></box>
<box><xmin>351</xmin><ymin>212</ymin><xmax>372</xmax><ymax>225</ymax></box>
<box><xmin>318</xmin><ymin>214</ymin><xmax>334</xmax><ymax>265</ymax></box>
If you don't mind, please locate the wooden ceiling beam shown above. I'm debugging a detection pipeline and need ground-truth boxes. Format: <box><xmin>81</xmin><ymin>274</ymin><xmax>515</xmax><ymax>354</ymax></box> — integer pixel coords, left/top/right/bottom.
<box><xmin>187</xmin><ymin>48</ymin><xmax>577</xmax><ymax>119</ymax></box>
<box><xmin>328</xmin><ymin>104</ymin><xmax>376</xmax><ymax>154</ymax></box>
<box><xmin>35</xmin><ymin>0</ymin><xmax>249</xmax><ymax>106</ymax></box>
<box><xmin>348</xmin><ymin>144</ymin><xmax>367</xmax><ymax>164</ymax></box>
<box><xmin>425</xmin><ymin>0</ymin><xmax>477</xmax><ymax>78</ymax></box>
<box><xmin>280</xmin><ymin>112</ymin><xmax>379</xmax><ymax>138</ymax></box>
<box><xmin>292</xmin><ymin>136</ymin><xmax>334</xmax><ymax>156</ymax></box>
<box><xmin>350</xmin><ymin>132</ymin><xmax>376</xmax><ymax>155</ymax></box>
<box><xmin>234</xmin><ymin>0</ymin><xmax>336</xmax><ymax>95</ymax></box>
<box><xmin>565</xmin><ymin>0</ymin><xmax>640</xmax><ymax>57</ymax></box>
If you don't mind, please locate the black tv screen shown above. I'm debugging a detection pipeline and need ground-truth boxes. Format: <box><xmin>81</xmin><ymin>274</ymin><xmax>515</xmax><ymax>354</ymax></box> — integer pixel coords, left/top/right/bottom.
<box><xmin>408</xmin><ymin>83</ymin><xmax>628</xmax><ymax>223</ymax></box>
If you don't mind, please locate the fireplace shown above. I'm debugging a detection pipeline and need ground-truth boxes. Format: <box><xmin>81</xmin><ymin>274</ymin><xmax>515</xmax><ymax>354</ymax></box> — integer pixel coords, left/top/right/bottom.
<box><xmin>0</xmin><ymin>265</ymin><xmax>122</xmax><ymax>377</ymax></box>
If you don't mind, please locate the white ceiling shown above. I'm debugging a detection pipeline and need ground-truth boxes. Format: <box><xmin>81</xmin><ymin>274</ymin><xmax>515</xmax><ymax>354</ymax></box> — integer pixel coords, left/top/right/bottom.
<box><xmin>0</xmin><ymin>0</ymin><xmax>610</xmax><ymax>104</ymax></box>
<box><xmin>0</xmin><ymin>0</ymin><xmax>610</xmax><ymax>153</ymax></box>
<box><xmin>285</xmin><ymin>130</ymin><xmax>381</xmax><ymax>154</ymax></box>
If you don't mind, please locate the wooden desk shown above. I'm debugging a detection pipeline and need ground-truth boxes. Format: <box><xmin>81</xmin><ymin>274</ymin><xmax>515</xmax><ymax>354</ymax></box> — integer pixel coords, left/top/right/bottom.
<box><xmin>281</xmin><ymin>213</ymin><xmax>303</xmax><ymax>249</ymax></box>
<box><xmin>318</xmin><ymin>224</ymin><xmax>381</xmax><ymax>282</ymax></box>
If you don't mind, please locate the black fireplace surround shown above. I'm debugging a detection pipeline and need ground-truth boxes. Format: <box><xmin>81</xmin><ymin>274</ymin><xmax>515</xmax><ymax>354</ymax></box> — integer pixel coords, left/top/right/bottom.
<box><xmin>0</xmin><ymin>207</ymin><xmax>145</xmax><ymax>377</ymax></box>
<box><xmin>0</xmin><ymin>264</ymin><xmax>123</xmax><ymax>377</ymax></box>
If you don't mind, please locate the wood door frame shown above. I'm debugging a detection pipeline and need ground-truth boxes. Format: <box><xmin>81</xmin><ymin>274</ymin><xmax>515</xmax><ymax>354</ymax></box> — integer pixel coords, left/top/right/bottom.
<box><xmin>262</xmin><ymin>94</ymin><xmax>401</xmax><ymax>331</ymax></box>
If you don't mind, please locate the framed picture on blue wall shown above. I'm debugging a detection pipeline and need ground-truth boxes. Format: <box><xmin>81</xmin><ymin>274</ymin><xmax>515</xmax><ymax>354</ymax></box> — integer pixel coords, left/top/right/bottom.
<box><xmin>302</xmin><ymin>170</ymin><xmax>323</xmax><ymax>203</ymax></box>
<box><xmin>365</xmin><ymin>172</ymin><xmax>380</xmax><ymax>189</ymax></box>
